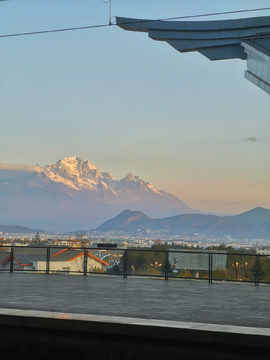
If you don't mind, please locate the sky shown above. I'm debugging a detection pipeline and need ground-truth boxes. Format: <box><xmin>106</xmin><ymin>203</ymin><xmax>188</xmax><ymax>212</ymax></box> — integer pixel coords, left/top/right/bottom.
<box><xmin>0</xmin><ymin>0</ymin><xmax>270</xmax><ymax>215</ymax></box>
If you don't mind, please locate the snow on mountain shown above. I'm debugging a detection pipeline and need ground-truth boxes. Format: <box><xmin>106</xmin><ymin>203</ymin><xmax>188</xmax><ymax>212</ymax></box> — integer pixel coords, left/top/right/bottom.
<box><xmin>0</xmin><ymin>157</ymin><xmax>196</xmax><ymax>230</ymax></box>
<box><xmin>42</xmin><ymin>157</ymin><xmax>115</xmax><ymax>191</ymax></box>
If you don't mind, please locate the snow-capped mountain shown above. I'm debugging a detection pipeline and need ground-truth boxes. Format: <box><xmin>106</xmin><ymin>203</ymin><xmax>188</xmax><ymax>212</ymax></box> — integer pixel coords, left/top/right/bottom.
<box><xmin>43</xmin><ymin>157</ymin><xmax>115</xmax><ymax>191</ymax></box>
<box><xmin>0</xmin><ymin>157</ymin><xmax>196</xmax><ymax>230</ymax></box>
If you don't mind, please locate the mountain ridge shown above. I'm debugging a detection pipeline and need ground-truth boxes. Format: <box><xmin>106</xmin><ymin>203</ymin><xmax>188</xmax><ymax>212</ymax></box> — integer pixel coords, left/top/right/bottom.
<box><xmin>96</xmin><ymin>207</ymin><xmax>270</xmax><ymax>240</ymax></box>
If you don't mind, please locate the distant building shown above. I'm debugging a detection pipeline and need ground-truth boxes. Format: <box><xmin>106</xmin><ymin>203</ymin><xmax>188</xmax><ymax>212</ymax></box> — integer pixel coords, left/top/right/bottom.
<box><xmin>52</xmin><ymin>239</ymin><xmax>89</xmax><ymax>247</ymax></box>
<box><xmin>256</xmin><ymin>247</ymin><xmax>270</xmax><ymax>256</ymax></box>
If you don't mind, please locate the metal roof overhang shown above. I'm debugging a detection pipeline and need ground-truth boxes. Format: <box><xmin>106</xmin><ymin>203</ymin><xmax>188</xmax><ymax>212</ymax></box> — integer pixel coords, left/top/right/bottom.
<box><xmin>116</xmin><ymin>15</ymin><xmax>270</xmax><ymax>93</ymax></box>
<box><xmin>116</xmin><ymin>16</ymin><xmax>270</xmax><ymax>60</ymax></box>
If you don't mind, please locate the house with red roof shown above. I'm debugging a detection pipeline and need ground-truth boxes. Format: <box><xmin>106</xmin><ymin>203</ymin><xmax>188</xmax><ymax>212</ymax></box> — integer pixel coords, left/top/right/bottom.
<box><xmin>0</xmin><ymin>248</ymin><xmax>109</xmax><ymax>274</ymax></box>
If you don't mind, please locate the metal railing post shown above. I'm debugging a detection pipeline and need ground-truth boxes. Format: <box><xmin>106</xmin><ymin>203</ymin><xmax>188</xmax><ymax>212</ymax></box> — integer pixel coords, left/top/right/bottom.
<box><xmin>255</xmin><ymin>255</ymin><xmax>260</xmax><ymax>286</ymax></box>
<box><xmin>209</xmin><ymin>253</ymin><xmax>213</xmax><ymax>283</ymax></box>
<box><xmin>46</xmin><ymin>247</ymin><xmax>50</xmax><ymax>274</ymax></box>
<box><xmin>83</xmin><ymin>249</ymin><xmax>88</xmax><ymax>276</ymax></box>
<box><xmin>123</xmin><ymin>249</ymin><xmax>127</xmax><ymax>278</ymax></box>
<box><xmin>165</xmin><ymin>250</ymin><xmax>169</xmax><ymax>280</ymax></box>
<box><xmin>10</xmin><ymin>246</ymin><xmax>14</xmax><ymax>273</ymax></box>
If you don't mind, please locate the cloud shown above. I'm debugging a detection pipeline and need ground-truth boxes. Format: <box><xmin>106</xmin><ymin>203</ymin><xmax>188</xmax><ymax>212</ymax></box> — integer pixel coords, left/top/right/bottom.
<box><xmin>0</xmin><ymin>164</ymin><xmax>44</xmax><ymax>172</ymax></box>
<box><xmin>244</xmin><ymin>137</ymin><xmax>257</xmax><ymax>142</ymax></box>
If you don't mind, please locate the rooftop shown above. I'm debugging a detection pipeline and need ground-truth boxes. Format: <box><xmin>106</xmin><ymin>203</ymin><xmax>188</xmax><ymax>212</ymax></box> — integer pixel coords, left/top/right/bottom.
<box><xmin>0</xmin><ymin>273</ymin><xmax>269</xmax><ymax>328</ymax></box>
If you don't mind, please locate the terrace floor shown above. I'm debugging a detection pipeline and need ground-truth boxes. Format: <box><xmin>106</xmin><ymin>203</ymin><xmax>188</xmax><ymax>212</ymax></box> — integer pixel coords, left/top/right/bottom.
<box><xmin>0</xmin><ymin>273</ymin><xmax>269</xmax><ymax>328</ymax></box>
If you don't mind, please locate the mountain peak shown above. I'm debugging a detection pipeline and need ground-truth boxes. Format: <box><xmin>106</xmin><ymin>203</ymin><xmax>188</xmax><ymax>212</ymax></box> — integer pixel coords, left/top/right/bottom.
<box><xmin>62</xmin><ymin>156</ymin><xmax>81</xmax><ymax>162</ymax></box>
<box><xmin>96</xmin><ymin>209</ymin><xmax>152</xmax><ymax>231</ymax></box>
<box><xmin>57</xmin><ymin>157</ymin><xmax>97</xmax><ymax>170</ymax></box>
<box><xmin>234</xmin><ymin>206</ymin><xmax>270</xmax><ymax>224</ymax></box>
<box><xmin>124</xmin><ymin>173</ymin><xmax>141</xmax><ymax>182</ymax></box>
<box><xmin>45</xmin><ymin>157</ymin><xmax>102</xmax><ymax>182</ymax></box>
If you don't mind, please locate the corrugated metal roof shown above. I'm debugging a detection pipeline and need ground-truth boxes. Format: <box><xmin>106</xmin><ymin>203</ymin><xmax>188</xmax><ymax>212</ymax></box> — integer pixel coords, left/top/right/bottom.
<box><xmin>14</xmin><ymin>247</ymin><xmax>61</xmax><ymax>257</ymax></box>
<box><xmin>242</xmin><ymin>36</ymin><xmax>270</xmax><ymax>56</ymax></box>
<box><xmin>0</xmin><ymin>252</ymin><xmax>46</xmax><ymax>265</ymax></box>
<box><xmin>14</xmin><ymin>254</ymin><xmax>46</xmax><ymax>265</ymax></box>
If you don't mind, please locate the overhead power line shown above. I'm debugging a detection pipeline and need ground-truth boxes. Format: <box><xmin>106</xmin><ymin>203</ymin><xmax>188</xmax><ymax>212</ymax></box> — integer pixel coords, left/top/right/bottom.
<box><xmin>157</xmin><ymin>7</ymin><xmax>270</xmax><ymax>21</ymax></box>
<box><xmin>1</xmin><ymin>7</ymin><xmax>270</xmax><ymax>38</ymax></box>
<box><xmin>0</xmin><ymin>23</ymin><xmax>109</xmax><ymax>38</ymax></box>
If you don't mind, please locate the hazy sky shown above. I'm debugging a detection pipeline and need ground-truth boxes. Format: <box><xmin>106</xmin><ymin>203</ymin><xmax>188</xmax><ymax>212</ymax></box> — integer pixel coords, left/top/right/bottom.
<box><xmin>1</xmin><ymin>0</ymin><xmax>269</xmax><ymax>214</ymax></box>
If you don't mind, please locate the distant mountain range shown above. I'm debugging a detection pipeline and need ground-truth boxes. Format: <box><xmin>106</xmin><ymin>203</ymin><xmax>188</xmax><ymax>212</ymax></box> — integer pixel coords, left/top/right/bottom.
<box><xmin>0</xmin><ymin>157</ymin><xmax>198</xmax><ymax>230</ymax></box>
<box><xmin>96</xmin><ymin>207</ymin><xmax>270</xmax><ymax>240</ymax></box>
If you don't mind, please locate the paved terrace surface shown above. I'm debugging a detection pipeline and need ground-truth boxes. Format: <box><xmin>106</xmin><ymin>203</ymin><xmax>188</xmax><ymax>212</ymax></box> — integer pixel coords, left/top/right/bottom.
<box><xmin>0</xmin><ymin>273</ymin><xmax>269</xmax><ymax>328</ymax></box>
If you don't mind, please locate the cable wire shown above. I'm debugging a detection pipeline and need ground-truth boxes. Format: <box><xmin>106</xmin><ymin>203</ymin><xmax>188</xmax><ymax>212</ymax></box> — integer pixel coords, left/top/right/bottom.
<box><xmin>157</xmin><ymin>7</ymin><xmax>270</xmax><ymax>21</ymax></box>
<box><xmin>1</xmin><ymin>7</ymin><xmax>270</xmax><ymax>38</ymax></box>
<box><xmin>0</xmin><ymin>23</ymin><xmax>110</xmax><ymax>38</ymax></box>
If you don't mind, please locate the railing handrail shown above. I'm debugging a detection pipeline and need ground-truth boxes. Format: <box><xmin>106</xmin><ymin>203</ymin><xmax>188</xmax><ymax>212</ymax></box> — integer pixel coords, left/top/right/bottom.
<box><xmin>1</xmin><ymin>244</ymin><xmax>263</xmax><ymax>257</ymax></box>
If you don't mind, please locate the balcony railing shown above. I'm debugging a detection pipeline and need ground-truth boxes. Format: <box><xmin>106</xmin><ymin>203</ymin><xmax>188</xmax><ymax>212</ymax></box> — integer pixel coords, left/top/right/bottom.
<box><xmin>1</xmin><ymin>245</ymin><xmax>269</xmax><ymax>285</ymax></box>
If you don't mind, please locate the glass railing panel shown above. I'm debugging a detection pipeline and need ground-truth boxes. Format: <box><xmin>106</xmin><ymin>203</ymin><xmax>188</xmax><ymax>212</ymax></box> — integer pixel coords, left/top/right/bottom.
<box><xmin>12</xmin><ymin>245</ymin><xmax>47</xmax><ymax>273</ymax></box>
<box><xmin>211</xmin><ymin>252</ymin><xmax>229</xmax><ymax>281</ymax></box>
<box><xmin>169</xmin><ymin>250</ymin><xmax>212</xmax><ymax>279</ymax></box>
<box><xmin>49</xmin><ymin>247</ymin><xmax>80</xmax><ymax>274</ymax></box>
<box><xmin>88</xmin><ymin>249</ymin><xmax>124</xmax><ymax>275</ymax></box>
<box><xmin>0</xmin><ymin>245</ymin><xmax>12</xmax><ymax>272</ymax></box>
<box><xmin>242</xmin><ymin>255</ymin><xmax>256</xmax><ymax>282</ymax></box>
<box><xmin>222</xmin><ymin>253</ymin><xmax>256</xmax><ymax>282</ymax></box>
<box><xmin>127</xmin><ymin>250</ymin><xmax>165</xmax><ymax>276</ymax></box>
<box><xmin>258</xmin><ymin>255</ymin><xmax>270</xmax><ymax>283</ymax></box>
<box><xmin>2</xmin><ymin>245</ymin><xmax>269</xmax><ymax>285</ymax></box>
